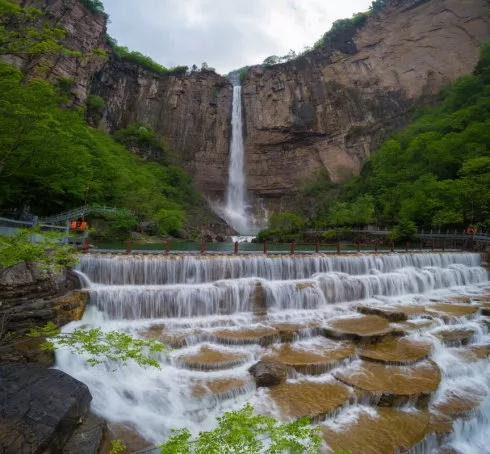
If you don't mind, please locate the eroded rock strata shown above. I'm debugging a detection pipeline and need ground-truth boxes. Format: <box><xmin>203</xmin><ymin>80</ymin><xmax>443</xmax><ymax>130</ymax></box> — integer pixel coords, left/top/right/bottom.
<box><xmin>9</xmin><ymin>0</ymin><xmax>490</xmax><ymax>209</ymax></box>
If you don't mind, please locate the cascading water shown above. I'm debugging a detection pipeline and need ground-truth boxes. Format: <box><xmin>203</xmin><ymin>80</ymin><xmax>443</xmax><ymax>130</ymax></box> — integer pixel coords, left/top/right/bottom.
<box><xmin>58</xmin><ymin>252</ymin><xmax>490</xmax><ymax>453</ymax></box>
<box><xmin>223</xmin><ymin>77</ymin><xmax>255</xmax><ymax>235</ymax></box>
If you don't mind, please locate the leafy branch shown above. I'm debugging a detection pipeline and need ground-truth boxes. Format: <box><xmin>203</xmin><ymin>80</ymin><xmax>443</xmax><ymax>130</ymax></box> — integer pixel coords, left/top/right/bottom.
<box><xmin>0</xmin><ymin>227</ymin><xmax>78</xmax><ymax>271</ymax></box>
<box><xmin>27</xmin><ymin>321</ymin><xmax>168</xmax><ymax>368</ymax></box>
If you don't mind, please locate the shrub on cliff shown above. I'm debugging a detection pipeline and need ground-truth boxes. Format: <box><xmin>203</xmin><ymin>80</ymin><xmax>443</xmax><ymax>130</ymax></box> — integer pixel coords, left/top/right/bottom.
<box><xmin>0</xmin><ymin>228</ymin><xmax>77</xmax><ymax>271</ymax></box>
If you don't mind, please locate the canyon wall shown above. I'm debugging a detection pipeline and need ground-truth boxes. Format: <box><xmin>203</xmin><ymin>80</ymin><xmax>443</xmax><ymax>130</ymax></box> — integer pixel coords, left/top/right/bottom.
<box><xmin>90</xmin><ymin>62</ymin><xmax>232</xmax><ymax>196</ymax></box>
<box><xmin>242</xmin><ymin>0</ymin><xmax>490</xmax><ymax>206</ymax></box>
<box><xmin>10</xmin><ymin>0</ymin><xmax>490</xmax><ymax>210</ymax></box>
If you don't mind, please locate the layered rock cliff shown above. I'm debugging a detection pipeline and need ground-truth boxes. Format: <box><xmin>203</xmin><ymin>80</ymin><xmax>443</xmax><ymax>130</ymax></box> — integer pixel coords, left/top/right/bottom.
<box><xmin>91</xmin><ymin>62</ymin><xmax>232</xmax><ymax>196</ymax></box>
<box><xmin>241</xmin><ymin>0</ymin><xmax>490</xmax><ymax>205</ymax></box>
<box><xmin>10</xmin><ymin>0</ymin><xmax>490</xmax><ymax>212</ymax></box>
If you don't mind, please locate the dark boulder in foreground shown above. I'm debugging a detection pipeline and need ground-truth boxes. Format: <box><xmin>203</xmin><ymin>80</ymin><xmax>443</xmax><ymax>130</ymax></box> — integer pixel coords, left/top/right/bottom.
<box><xmin>248</xmin><ymin>360</ymin><xmax>288</xmax><ymax>387</ymax></box>
<box><xmin>0</xmin><ymin>363</ymin><xmax>92</xmax><ymax>454</ymax></box>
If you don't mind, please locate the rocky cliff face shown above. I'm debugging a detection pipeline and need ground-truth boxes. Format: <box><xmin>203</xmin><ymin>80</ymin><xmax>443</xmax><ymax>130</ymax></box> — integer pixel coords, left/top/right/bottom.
<box><xmin>14</xmin><ymin>0</ymin><xmax>109</xmax><ymax>103</ymax></box>
<box><xmin>10</xmin><ymin>0</ymin><xmax>490</xmax><ymax>210</ymax></box>
<box><xmin>12</xmin><ymin>1</ymin><xmax>233</xmax><ymax>197</ymax></box>
<box><xmin>241</xmin><ymin>0</ymin><xmax>490</xmax><ymax>206</ymax></box>
<box><xmin>91</xmin><ymin>61</ymin><xmax>233</xmax><ymax>196</ymax></box>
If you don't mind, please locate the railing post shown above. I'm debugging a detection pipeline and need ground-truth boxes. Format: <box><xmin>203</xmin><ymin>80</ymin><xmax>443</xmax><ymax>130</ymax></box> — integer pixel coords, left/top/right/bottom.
<box><xmin>420</xmin><ymin>242</ymin><xmax>423</xmax><ymax>251</ymax></box>
<box><xmin>165</xmin><ymin>240</ymin><xmax>170</xmax><ymax>254</ymax></box>
<box><xmin>442</xmin><ymin>239</ymin><xmax>446</xmax><ymax>252</ymax></box>
<box><xmin>357</xmin><ymin>241</ymin><xmax>360</xmax><ymax>253</ymax></box>
<box><xmin>315</xmin><ymin>243</ymin><xmax>320</xmax><ymax>254</ymax></box>
<box><xmin>337</xmin><ymin>241</ymin><xmax>341</xmax><ymax>254</ymax></box>
<box><xmin>126</xmin><ymin>239</ymin><xmax>132</xmax><ymax>254</ymax></box>
<box><xmin>290</xmin><ymin>241</ymin><xmax>296</xmax><ymax>255</ymax></box>
<box><xmin>263</xmin><ymin>241</ymin><xmax>268</xmax><ymax>255</ymax></box>
<box><xmin>431</xmin><ymin>240</ymin><xmax>435</xmax><ymax>251</ymax></box>
<box><xmin>234</xmin><ymin>241</ymin><xmax>239</xmax><ymax>255</ymax></box>
<box><xmin>200</xmin><ymin>241</ymin><xmax>206</xmax><ymax>255</ymax></box>
<box><xmin>406</xmin><ymin>242</ymin><xmax>409</xmax><ymax>253</ymax></box>
<box><xmin>374</xmin><ymin>240</ymin><xmax>378</xmax><ymax>253</ymax></box>
<box><xmin>391</xmin><ymin>241</ymin><xmax>394</xmax><ymax>252</ymax></box>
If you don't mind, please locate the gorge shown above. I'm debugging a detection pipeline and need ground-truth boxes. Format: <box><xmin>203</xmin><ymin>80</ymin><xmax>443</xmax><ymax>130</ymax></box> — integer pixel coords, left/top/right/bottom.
<box><xmin>1</xmin><ymin>0</ymin><xmax>490</xmax><ymax>452</ymax></box>
<box><xmin>10</xmin><ymin>0</ymin><xmax>489</xmax><ymax>216</ymax></box>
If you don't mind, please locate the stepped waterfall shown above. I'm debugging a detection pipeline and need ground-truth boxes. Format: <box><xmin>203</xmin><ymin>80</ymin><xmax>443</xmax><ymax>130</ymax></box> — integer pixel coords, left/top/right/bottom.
<box><xmin>58</xmin><ymin>252</ymin><xmax>490</xmax><ymax>453</ymax></box>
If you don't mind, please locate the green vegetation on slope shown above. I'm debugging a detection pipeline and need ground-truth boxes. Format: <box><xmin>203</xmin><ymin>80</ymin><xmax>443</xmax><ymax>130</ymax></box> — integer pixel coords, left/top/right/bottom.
<box><xmin>260</xmin><ymin>44</ymin><xmax>490</xmax><ymax>240</ymax></box>
<box><xmin>342</xmin><ymin>43</ymin><xmax>490</xmax><ymax>230</ymax></box>
<box><xmin>0</xmin><ymin>62</ymin><xmax>201</xmax><ymax>237</ymax></box>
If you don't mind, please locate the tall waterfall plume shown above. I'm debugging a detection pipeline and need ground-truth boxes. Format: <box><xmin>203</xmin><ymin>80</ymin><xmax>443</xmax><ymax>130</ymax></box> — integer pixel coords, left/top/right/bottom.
<box><xmin>223</xmin><ymin>76</ymin><xmax>254</xmax><ymax>234</ymax></box>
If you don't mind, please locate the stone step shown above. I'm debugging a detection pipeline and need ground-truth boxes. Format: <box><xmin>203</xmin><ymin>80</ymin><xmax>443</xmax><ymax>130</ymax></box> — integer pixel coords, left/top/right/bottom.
<box><xmin>358</xmin><ymin>337</ymin><xmax>432</xmax><ymax>365</ymax></box>
<box><xmin>322</xmin><ymin>315</ymin><xmax>398</xmax><ymax>344</ymax></box>
<box><xmin>265</xmin><ymin>380</ymin><xmax>352</xmax><ymax>422</ymax></box>
<box><xmin>210</xmin><ymin>326</ymin><xmax>279</xmax><ymax>346</ymax></box>
<box><xmin>426</xmin><ymin>303</ymin><xmax>479</xmax><ymax>319</ymax></box>
<box><xmin>175</xmin><ymin>346</ymin><xmax>250</xmax><ymax>371</ymax></box>
<box><xmin>433</xmin><ymin>327</ymin><xmax>476</xmax><ymax>347</ymax></box>
<box><xmin>191</xmin><ymin>377</ymin><xmax>254</xmax><ymax>401</ymax></box>
<box><xmin>334</xmin><ymin>359</ymin><xmax>441</xmax><ymax>408</ymax></box>
<box><xmin>434</xmin><ymin>386</ymin><xmax>487</xmax><ymax>419</ymax></box>
<box><xmin>262</xmin><ymin>338</ymin><xmax>355</xmax><ymax>375</ymax></box>
<box><xmin>322</xmin><ymin>407</ymin><xmax>440</xmax><ymax>454</ymax></box>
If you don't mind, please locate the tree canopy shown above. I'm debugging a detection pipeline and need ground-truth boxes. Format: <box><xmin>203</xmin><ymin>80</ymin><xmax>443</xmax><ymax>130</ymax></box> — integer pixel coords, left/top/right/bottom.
<box><xmin>0</xmin><ymin>62</ymin><xmax>201</xmax><ymax>236</ymax></box>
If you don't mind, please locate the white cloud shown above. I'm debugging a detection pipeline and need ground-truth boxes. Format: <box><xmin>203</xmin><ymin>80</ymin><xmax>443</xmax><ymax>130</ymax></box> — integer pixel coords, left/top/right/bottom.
<box><xmin>103</xmin><ymin>0</ymin><xmax>373</xmax><ymax>74</ymax></box>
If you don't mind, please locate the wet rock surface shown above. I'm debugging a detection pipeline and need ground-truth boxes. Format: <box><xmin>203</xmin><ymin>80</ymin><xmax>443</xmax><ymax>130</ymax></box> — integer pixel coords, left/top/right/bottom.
<box><xmin>248</xmin><ymin>360</ymin><xmax>288</xmax><ymax>387</ymax></box>
<box><xmin>334</xmin><ymin>360</ymin><xmax>441</xmax><ymax>407</ymax></box>
<box><xmin>0</xmin><ymin>363</ymin><xmax>92</xmax><ymax>454</ymax></box>
<box><xmin>267</xmin><ymin>381</ymin><xmax>351</xmax><ymax>421</ymax></box>
<box><xmin>177</xmin><ymin>346</ymin><xmax>248</xmax><ymax>370</ymax></box>
<box><xmin>323</xmin><ymin>315</ymin><xmax>395</xmax><ymax>343</ymax></box>
<box><xmin>0</xmin><ymin>262</ymin><xmax>86</xmax><ymax>366</ymax></box>
<box><xmin>322</xmin><ymin>407</ymin><xmax>432</xmax><ymax>454</ymax></box>
<box><xmin>358</xmin><ymin>337</ymin><xmax>432</xmax><ymax>365</ymax></box>
<box><xmin>262</xmin><ymin>338</ymin><xmax>355</xmax><ymax>374</ymax></box>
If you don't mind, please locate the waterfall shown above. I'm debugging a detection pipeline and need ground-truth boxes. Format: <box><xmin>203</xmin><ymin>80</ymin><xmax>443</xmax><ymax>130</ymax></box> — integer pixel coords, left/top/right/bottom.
<box><xmin>58</xmin><ymin>252</ymin><xmax>490</xmax><ymax>451</ymax></box>
<box><xmin>223</xmin><ymin>79</ymin><xmax>253</xmax><ymax>234</ymax></box>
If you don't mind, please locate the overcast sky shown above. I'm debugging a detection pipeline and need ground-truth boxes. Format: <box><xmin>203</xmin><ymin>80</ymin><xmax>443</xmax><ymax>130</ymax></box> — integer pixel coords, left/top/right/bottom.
<box><xmin>103</xmin><ymin>0</ymin><xmax>373</xmax><ymax>74</ymax></box>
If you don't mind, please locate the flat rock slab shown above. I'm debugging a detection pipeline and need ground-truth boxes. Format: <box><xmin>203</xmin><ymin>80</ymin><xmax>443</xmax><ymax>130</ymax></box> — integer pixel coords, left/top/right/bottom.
<box><xmin>433</xmin><ymin>328</ymin><xmax>475</xmax><ymax>346</ymax></box>
<box><xmin>322</xmin><ymin>408</ymin><xmax>431</xmax><ymax>454</ymax></box>
<box><xmin>357</xmin><ymin>305</ymin><xmax>409</xmax><ymax>322</ymax></box>
<box><xmin>393</xmin><ymin>319</ymin><xmax>434</xmax><ymax>335</ymax></box>
<box><xmin>427</xmin><ymin>303</ymin><xmax>478</xmax><ymax>318</ymax></box>
<box><xmin>267</xmin><ymin>381</ymin><xmax>351</xmax><ymax>421</ymax></box>
<box><xmin>176</xmin><ymin>346</ymin><xmax>248</xmax><ymax>370</ymax></box>
<box><xmin>435</xmin><ymin>386</ymin><xmax>487</xmax><ymax>419</ymax></box>
<box><xmin>270</xmin><ymin>322</ymin><xmax>319</xmax><ymax>342</ymax></box>
<box><xmin>262</xmin><ymin>338</ymin><xmax>355</xmax><ymax>375</ymax></box>
<box><xmin>211</xmin><ymin>326</ymin><xmax>278</xmax><ymax>345</ymax></box>
<box><xmin>358</xmin><ymin>337</ymin><xmax>432</xmax><ymax>365</ymax></box>
<box><xmin>334</xmin><ymin>360</ymin><xmax>441</xmax><ymax>407</ymax></box>
<box><xmin>322</xmin><ymin>315</ymin><xmax>394</xmax><ymax>343</ymax></box>
<box><xmin>0</xmin><ymin>363</ymin><xmax>92</xmax><ymax>454</ymax></box>
<box><xmin>191</xmin><ymin>377</ymin><xmax>253</xmax><ymax>400</ymax></box>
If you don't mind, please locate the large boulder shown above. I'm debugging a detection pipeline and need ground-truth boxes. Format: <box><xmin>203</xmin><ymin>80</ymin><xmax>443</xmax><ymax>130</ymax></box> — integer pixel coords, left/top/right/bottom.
<box><xmin>0</xmin><ymin>363</ymin><xmax>92</xmax><ymax>454</ymax></box>
<box><xmin>248</xmin><ymin>360</ymin><xmax>288</xmax><ymax>387</ymax></box>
